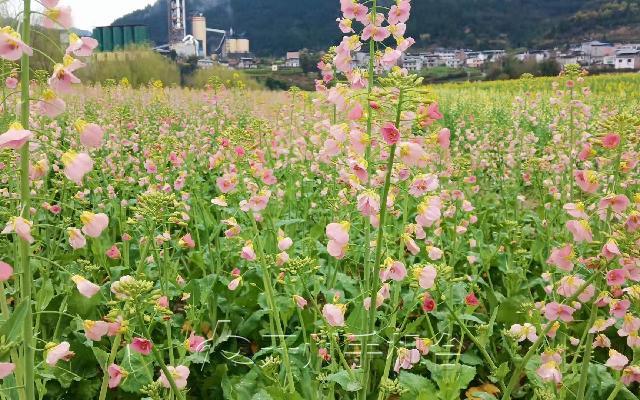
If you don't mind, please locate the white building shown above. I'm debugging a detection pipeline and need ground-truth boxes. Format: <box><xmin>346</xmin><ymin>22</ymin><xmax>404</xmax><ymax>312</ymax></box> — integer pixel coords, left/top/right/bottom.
<box><xmin>285</xmin><ymin>51</ymin><xmax>300</xmax><ymax>68</ymax></box>
<box><xmin>615</xmin><ymin>49</ymin><xmax>640</xmax><ymax>69</ymax></box>
<box><xmin>402</xmin><ymin>54</ymin><xmax>424</xmax><ymax>71</ymax></box>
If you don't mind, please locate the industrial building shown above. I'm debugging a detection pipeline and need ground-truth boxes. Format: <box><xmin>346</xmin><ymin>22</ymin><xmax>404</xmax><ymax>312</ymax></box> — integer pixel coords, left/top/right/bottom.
<box><xmin>91</xmin><ymin>25</ymin><xmax>149</xmax><ymax>52</ymax></box>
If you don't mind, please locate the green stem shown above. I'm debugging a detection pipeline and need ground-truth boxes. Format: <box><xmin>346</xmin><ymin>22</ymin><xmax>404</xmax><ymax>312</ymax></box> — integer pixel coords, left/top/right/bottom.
<box><xmin>576</xmin><ymin>277</ymin><xmax>601</xmax><ymax>400</ymax></box>
<box><xmin>250</xmin><ymin>217</ymin><xmax>296</xmax><ymax>392</ymax></box>
<box><xmin>19</xmin><ymin>2</ymin><xmax>34</xmax><ymax>400</ymax></box>
<box><xmin>358</xmin><ymin>0</ymin><xmax>377</xmax><ymax>391</ymax></box>
<box><xmin>606</xmin><ymin>380</ymin><xmax>623</xmax><ymax>400</ymax></box>
<box><xmin>135</xmin><ymin>310</ymin><xmax>185</xmax><ymax>400</ymax></box>
<box><xmin>98</xmin><ymin>334</ymin><xmax>122</xmax><ymax>400</ymax></box>
<box><xmin>501</xmin><ymin>270</ymin><xmax>601</xmax><ymax>400</ymax></box>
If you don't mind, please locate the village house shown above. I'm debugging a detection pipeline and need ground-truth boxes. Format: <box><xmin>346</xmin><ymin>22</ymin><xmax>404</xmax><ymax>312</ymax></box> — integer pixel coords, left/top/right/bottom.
<box><xmin>285</xmin><ymin>51</ymin><xmax>300</xmax><ymax>68</ymax></box>
<box><xmin>615</xmin><ymin>49</ymin><xmax>640</xmax><ymax>70</ymax></box>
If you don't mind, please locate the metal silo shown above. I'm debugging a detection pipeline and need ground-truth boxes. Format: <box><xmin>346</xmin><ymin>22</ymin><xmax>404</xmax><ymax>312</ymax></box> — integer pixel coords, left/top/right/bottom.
<box><xmin>133</xmin><ymin>26</ymin><xmax>149</xmax><ymax>44</ymax></box>
<box><xmin>123</xmin><ymin>26</ymin><xmax>134</xmax><ymax>47</ymax></box>
<box><xmin>112</xmin><ymin>26</ymin><xmax>123</xmax><ymax>50</ymax></box>
<box><xmin>101</xmin><ymin>26</ymin><xmax>113</xmax><ymax>52</ymax></box>
<box><xmin>92</xmin><ymin>28</ymin><xmax>102</xmax><ymax>51</ymax></box>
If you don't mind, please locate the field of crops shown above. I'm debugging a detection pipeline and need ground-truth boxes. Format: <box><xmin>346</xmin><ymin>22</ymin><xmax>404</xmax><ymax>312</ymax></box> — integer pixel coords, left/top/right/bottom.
<box><xmin>1</xmin><ymin>1</ymin><xmax>640</xmax><ymax>400</ymax></box>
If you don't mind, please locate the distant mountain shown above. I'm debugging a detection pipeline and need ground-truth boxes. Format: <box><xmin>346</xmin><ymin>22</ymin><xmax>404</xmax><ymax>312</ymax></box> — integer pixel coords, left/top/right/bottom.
<box><xmin>111</xmin><ymin>0</ymin><xmax>640</xmax><ymax>55</ymax></box>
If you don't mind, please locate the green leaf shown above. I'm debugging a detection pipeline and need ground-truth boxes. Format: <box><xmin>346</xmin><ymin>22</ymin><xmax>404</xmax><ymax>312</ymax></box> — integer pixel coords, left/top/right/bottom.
<box><xmin>36</xmin><ymin>280</ymin><xmax>55</xmax><ymax>311</ymax></box>
<box><xmin>398</xmin><ymin>371</ymin><xmax>437</xmax><ymax>400</ymax></box>
<box><xmin>425</xmin><ymin>361</ymin><xmax>476</xmax><ymax>400</ymax></box>
<box><xmin>0</xmin><ymin>300</ymin><xmax>28</xmax><ymax>342</ymax></box>
<box><xmin>326</xmin><ymin>369</ymin><xmax>362</xmax><ymax>392</ymax></box>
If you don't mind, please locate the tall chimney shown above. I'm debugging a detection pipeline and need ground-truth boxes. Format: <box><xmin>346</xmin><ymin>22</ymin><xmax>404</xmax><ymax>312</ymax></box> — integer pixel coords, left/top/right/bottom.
<box><xmin>192</xmin><ymin>14</ymin><xmax>207</xmax><ymax>57</ymax></box>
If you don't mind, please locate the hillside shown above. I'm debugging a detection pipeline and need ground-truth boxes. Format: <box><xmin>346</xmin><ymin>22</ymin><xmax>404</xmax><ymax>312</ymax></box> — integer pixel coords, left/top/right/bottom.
<box><xmin>111</xmin><ymin>0</ymin><xmax>640</xmax><ymax>55</ymax></box>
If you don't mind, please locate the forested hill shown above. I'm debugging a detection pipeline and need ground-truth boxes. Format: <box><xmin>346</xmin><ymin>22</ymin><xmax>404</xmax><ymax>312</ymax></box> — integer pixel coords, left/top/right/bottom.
<box><xmin>112</xmin><ymin>0</ymin><xmax>640</xmax><ymax>55</ymax></box>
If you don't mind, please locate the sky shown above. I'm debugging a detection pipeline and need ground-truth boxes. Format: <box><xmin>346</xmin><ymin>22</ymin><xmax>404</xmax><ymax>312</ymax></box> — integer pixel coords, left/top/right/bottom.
<box><xmin>5</xmin><ymin>0</ymin><xmax>156</xmax><ymax>30</ymax></box>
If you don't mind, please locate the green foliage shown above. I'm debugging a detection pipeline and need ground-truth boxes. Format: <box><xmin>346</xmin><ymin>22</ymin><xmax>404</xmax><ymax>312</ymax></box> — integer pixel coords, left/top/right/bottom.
<box><xmin>77</xmin><ymin>47</ymin><xmax>181</xmax><ymax>87</ymax></box>
<box><xmin>185</xmin><ymin>66</ymin><xmax>261</xmax><ymax>90</ymax></box>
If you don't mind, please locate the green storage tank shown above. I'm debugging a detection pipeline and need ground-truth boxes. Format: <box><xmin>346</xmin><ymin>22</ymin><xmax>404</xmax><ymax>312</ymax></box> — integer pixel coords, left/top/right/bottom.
<box><xmin>112</xmin><ymin>26</ymin><xmax>123</xmax><ymax>50</ymax></box>
<box><xmin>101</xmin><ymin>26</ymin><xmax>113</xmax><ymax>52</ymax></box>
<box><xmin>92</xmin><ymin>28</ymin><xmax>102</xmax><ymax>51</ymax></box>
<box><xmin>123</xmin><ymin>26</ymin><xmax>134</xmax><ymax>47</ymax></box>
<box><xmin>133</xmin><ymin>26</ymin><xmax>149</xmax><ymax>44</ymax></box>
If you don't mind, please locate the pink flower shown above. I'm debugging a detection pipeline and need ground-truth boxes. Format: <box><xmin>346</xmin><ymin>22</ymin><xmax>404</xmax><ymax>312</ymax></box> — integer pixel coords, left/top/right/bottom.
<box><xmin>67</xmin><ymin>228</ymin><xmax>86</xmax><ymax>249</ymax></box>
<box><xmin>361</xmin><ymin>24</ymin><xmax>390</xmax><ymax>42</ymax></box>
<box><xmin>179</xmin><ymin>233</ymin><xmax>196</xmax><ymax>249</ymax></box>
<box><xmin>509</xmin><ymin>323</ymin><xmax>538</xmax><ymax>343</ymax></box>
<box><xmin>418</xmin><ymin>265</ymin><xmax>437</xmax><ymax>289</ymax></box>
<box><xmin>388</xmin><ymin>0</ymin><xmax>411</xmax><ymax>25</ymax></box>
<box><xmin>437</xmin><ymin>128</ymin><xmax>451</xmax><ymax>149</ymax></box>
<box><xmin>37</xmin><ymin>89</ymin><xmax>66</xmax><ymax>117</ymax></box>
<box><xmin>293</xmin><ymin>295</ymin><xmax>307</xmax><ymax>309</ymax></box>
<box><xmin>380</xmin><ymin>122</ymin><xmax>400</xmax><ymax>145</ymax></box>
<box><xmin>187</xmin><ymin>332</ymin><xmax>206</xmax><ymax>353</ymax></box>
<box><xmin>381</xmin><ymin>48</ymin><xmax>402</xmax><ymax>68</ymax></box>
<box><xmin>565</xmin><ymin>220</ymin><xmax>593</xmax><ymax>243</ymax></box>
<box><xmin>5</xmin><ymin>76</ymin><xmax>17</xmax><ymax>89</ymax></box>
<box><xmin>106</xmin><ymin>245</ymin><xmax>121</xmax><ymax>260</ymax></box>
<box><xmin>607</xmin><ymin>269</ymin><xmax>626</xmax><ymax>287</ymax></box>
<box><xmin>158</xmin><ymin>365</ymin><xmax>190</xmax><ymax>390</ymax></box>
<box><xmin>602</xmin><ymin>240</ymin><xmax>621</xmax><ymax>261</ymax></box>
<box><xmin>0</xmin><ymin>261</ymin><xmax>12</xmax><ymax>281</ymax></box>
<box><xmin>326</xmin><ymin>222</ymin><xmax>350</xmax><ymax>259</ymax></box>
<box><xmin>605</xmin><ymin>350</ymin><xmax>629</xmax><ymax>371</ymax></box>
<box><xmin>108</xmin><ymin>364</ymin><xmax>126</xmax><ymax>388</ymax></box>
<box><xmin>131</xmin><ymin>337</ymin><xmax>153</xmax><ymax>356</ymax></box>
<box><xmin>380</xmin><ymin>259</ymin><xmax>407</xmax><ymax>282</ymax></box>
<box><xmin>357</xmin><ymin>191</ymin><xmax>380</xmax><ymax>217</ymax></box>
<box><xmin>601</xmin><ymin>133</ymin><xmax>621</xmax><ymax>149</ymax></box>
<box><xmin>610</xmin><ymin>299</ymin><xmax>630</xmax><ymax>318</ymax></box>
<box><xmin>409</xmin><ymin>174</ymin><xmax>438</xmax><ymax>196</ymax></box>
<box><xmin>563</xmin><ymin>202</ymin><xmax>588</xmax><ymax>219</ymax></box>
<box><xmin>427</xmin><ymin>246</ymin><xmax>443</xmax><ymax>261</ymax></box>
<box><xmin>71</xmin><ymin>275</ymin><xmax>100</xmax><ymax>298</ymax></box>
<box><xmin>547</xmin><ymin>245</ymin><xmax>574</xmax><ymax>271</ymax></box>
<box><xmin>62</xmin><ymin>152</ymin><xmax>93</xmax><ymax>185</ymax></box>
<box><xmin>0</xmin><ymin>122</ymin><xmax>32</xmax><ymax>150</ymax></box>
<box><xmin>76</xmin><ymin>120</ymin><xmax>104</xmax><ymax>148</ymax></box>
<box><xmin>347</xmin><ymin>102</ymin><xmax>363</xmax><ymax>120</ymax></box>
<box><xmin>621</xmin><ymin>365</ymin><xmax>640</xmax><ymax>386</ymax></box>
<box><xmin>46</xmin><ymin>342</ymin><xmax>74</xmax><ymax>366</ymax></box>
<box><xmin>80</xmin><ymin>212</ymin><xmax>109</xmax><ymax>238</ymax></box>
<box><xmin>83</xmin><ymin>320</ymin><xmax>109</xmax><ymax>341</ymax></box>
<box><xmin>465</xmin><ymin>292</ymin><xmax>479</xmax><ymax>307</ymax></box>
<box><xmin>240</xmin><ymin>242</ymin><xmax>256</xmax><ymax>261</ymax></box>
<box><xmin>393</xmin><ymin>347</ymin><xmax>420</xmax><ymax>372</ymax></box>
<box><xmin>2</xmin><ymin>217</ymin><xmax>34</xmax><ymax>244</ymax></box>
<box><xmin>66</xmin><ymin>34</ymin><xmax>98</xmax><ymax>57</ymax></box>
<box><xmin>0</xmin><ymin>362</ymin><xmax>15</xmax><ymax>379</ymax></box>
<box><xmin>536</xmin><ymin>360</ymin><xmax>562</xmax><ymax>383</ymax></box>
<box><xmin>43</xmin><ymin>6</ymin><xmax>73</xmax><ymax>29</ymax></box>
<box><xmin>415</xmin><ymin>338</ymin><xmax>432</xmax><ymax>355</ymax></box>
<box><xmin>574</xmin><ymin>170</ymin><xmax>599</xmax><ymax>194</ymax></box>
<box><xmin>0</xmin><ymin>28</ymin><xmax>33</xmax><ymax>61</ymax></box>
<box><xmin>322</xmin><ymin>304</ymin><xmax>345</xmax><ymax>327</ymax></box>
<box><xmin>398</xmin><ymin>142</ymin><xmax>427</xmax><ymax>167</ymax></box>
<box><xmin>157</xmin><ymin>296</ymin><xmax>169</xmax><ymax>308</ymax></box>
<box><xmin>416</xmin><ymin>197</ymin><xmax>441</xmax><ymax>227</ymax></box>
<box><xmin>544</xmin><ymin>302</ymin><xmax>575</xmax><ymax>322</ymax></box>
<box><xmin>227</xmin><ymin>277</ymin><xmax>241</xmax><ymax>291</ymax></box>
<box><xmin>557</xmin><ymin>276</ymin><xmax>584</xmax><ymax>298</ymax></box>
<box><xmin>599</xmin><ymin>194</ymin><xmax>630</xmax><ymax>215</ymax></box>
<box><xmin>278</xmin><ymin>237</ymin><xmax>293</xmax><ymax>251</ymax></box>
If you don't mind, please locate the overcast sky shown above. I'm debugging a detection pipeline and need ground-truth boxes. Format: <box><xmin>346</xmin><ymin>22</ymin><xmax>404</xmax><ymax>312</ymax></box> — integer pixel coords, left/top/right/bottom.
<box><xmin>4</xmin><ymin>0</ymin><xmax>156</xmax><ymax>30</ymax></box>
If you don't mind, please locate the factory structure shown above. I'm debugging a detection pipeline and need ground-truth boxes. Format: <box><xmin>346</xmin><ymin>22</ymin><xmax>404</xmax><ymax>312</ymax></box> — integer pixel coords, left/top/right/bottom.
<box><xmin>164</xmin><ymin>0</ymin><xmax>253</xmax><ymax>66</ymax></box>
<box><xmin>90</xmin><ymin>0</ymin><xmax>258</xmax><ymax>68</ymax></box>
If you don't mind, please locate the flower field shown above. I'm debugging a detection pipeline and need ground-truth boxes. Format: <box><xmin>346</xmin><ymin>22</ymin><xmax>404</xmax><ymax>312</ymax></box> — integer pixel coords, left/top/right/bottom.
<box><xmin>1</xmin><ymin>1</ymin><xmax>640</xmax><ymax>399</ymax></box>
